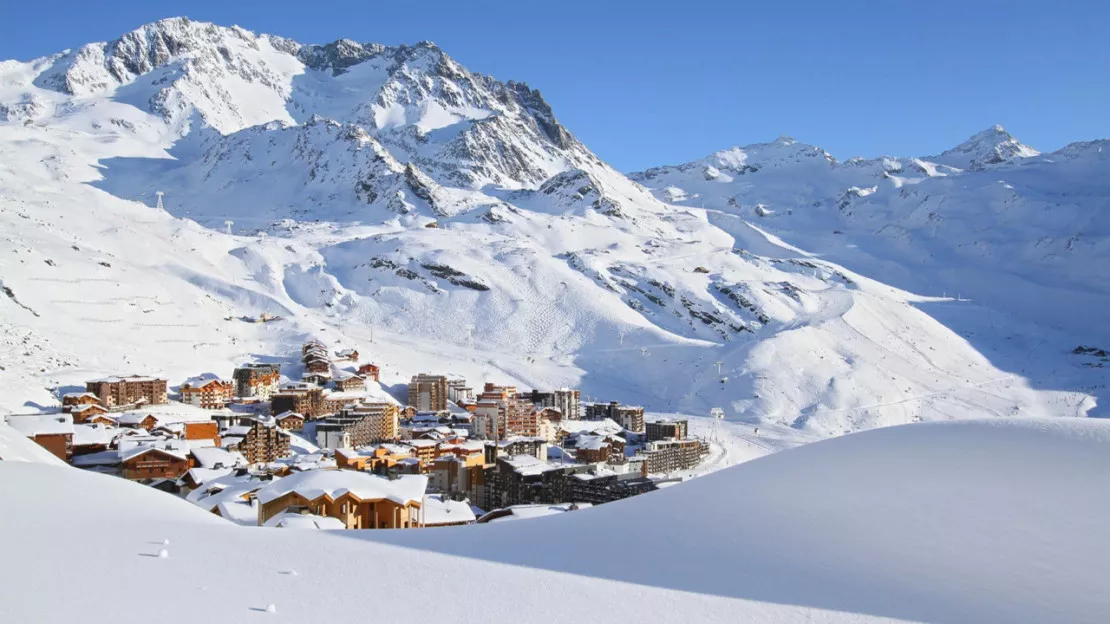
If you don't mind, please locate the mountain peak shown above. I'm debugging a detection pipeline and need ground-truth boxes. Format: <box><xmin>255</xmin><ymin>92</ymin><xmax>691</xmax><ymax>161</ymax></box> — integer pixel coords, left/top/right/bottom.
<box><xmin>932</xmin><ymin>124</ymin><xmax>1039</xmax><ymax>169</ymax></box>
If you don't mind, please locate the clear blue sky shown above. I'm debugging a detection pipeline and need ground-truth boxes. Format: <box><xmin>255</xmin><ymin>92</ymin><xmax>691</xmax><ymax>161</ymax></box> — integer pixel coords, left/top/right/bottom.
<box><xmin>2</xmin><ymin>0</ymin><xmax>1106</xmax><ymax>171</ymax></box>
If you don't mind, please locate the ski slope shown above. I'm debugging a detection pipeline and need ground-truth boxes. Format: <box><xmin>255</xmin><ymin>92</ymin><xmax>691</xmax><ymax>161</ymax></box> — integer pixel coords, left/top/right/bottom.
<box><xmin>2</xmin><ymin>418</ymin><xmax>1108</xmax><ymax>623</ymax></box>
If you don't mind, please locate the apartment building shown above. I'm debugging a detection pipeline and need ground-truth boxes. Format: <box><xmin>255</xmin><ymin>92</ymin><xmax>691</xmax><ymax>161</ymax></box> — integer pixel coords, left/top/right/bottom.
<box><xmin>408</xmin><ymin>374</ymin><xmax>449</xmax><ymax>411</ymax></box>
<box><xmin>315</xmin><ymin>402</ymin><xmax>400</xmax><ymax>449</ymax></box>
<box><xmin>85</xmin><ymin>376</ymin><xmax>168</xmax><ymax>407</ymax></box>
<box><xmin>646</xmin><ymin>418</ymin><xmax>688</xmax><ymax>442</ymax></box>
<box><xmin>232</xmin><ymin>364</ymin><xmax>281</xmax><ymax>400</ymax></box>
<box><xmin>179</xmin><ymin>378</ymin><xmax>235</xmax><ymax>409</ymax></box>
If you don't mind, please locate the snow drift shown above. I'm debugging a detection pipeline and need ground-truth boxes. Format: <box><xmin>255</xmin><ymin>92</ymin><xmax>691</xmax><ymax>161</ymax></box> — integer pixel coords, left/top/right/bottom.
<box><xmin>1</xmin><ymin>418</ymin><xmax>1107</xmax><ymax>623</ymax></box>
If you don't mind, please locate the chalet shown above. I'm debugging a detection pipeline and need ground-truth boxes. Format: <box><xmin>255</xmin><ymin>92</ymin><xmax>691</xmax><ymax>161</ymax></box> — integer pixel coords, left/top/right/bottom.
<box><xmin>71</xmin><ymin>423</ymin><xmax>117</xmax><ymax>456</ymax></box>
<box><xmin>304</xmin><ymin>358</ymin><xmax>331</xmax><ymax>374</ymax></box>
<box><xmin>116</xmin><ymin>412</ymin><xmax>158</xmax><ymax>431</ymax></box>
<box><xmin>256</xmin><ymin>470</ymin><xmax>428</xmax><ymax>529</ymax></box>
<box><xmin>6</xmin><ymin>414</ymin><xmax>75</xmax><ymax>461</ymax></box>
<box><xmin>301</xmin><ymin>340</ymin><xmax>326</xmax><ymax>357</ymax></box>
<box><xmin>85</xmin><ymin>375</ymin><xmax>168</xmax><ymax>407</ymax></box>
<box><xmin>179</xmin><ymin>378</ymin><xmax>235</xmax><ymax>409</ymax></box>
<box><xmin>334</xmin><ymin>374</ymin><xmax>365</xmax><ymax>392</ymax></box>
<box><xmin>120</xmin><ymin>440</ymin><xmax>190</xmax><ymax>480</ymax></box>
<box><xmin>186</xmin><ymin>472</ymin><xmax>275</xmax><ymax>526</ymax></box>
<box><xmin>179</xmin><ymin>447</ymin><xmax>249</xmax><ymax>492</ymax></box>
<box><xmin>357</xmin><ymin>363</ymin><xmax>380</xmax><ymax>382</ymax></box>
<box><xmin>69</xmin><ymin>403</ymin><xmax>110</xmax><ymax>423</ymax></box>
<box><xmin>273</xmin><ymin>411</ymin><xmax>306</xmax><ymax>431</ymax></box>
<box><xmin>61</xmin><ymin>392</ymin><xmax>101</xmax><ymax>412</ymax></box>
<box><xmin>335</xmin><ymin>349</ymin><xmax>359</xmax><ymax>362</ymax></box>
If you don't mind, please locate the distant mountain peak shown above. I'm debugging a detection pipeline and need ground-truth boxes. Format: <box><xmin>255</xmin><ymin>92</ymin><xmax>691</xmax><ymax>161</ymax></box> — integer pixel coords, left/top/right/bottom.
<box><xmin>932</xmin><ymin>124</ymin><xmax>1039</xmax><ymax>169</ymax></box>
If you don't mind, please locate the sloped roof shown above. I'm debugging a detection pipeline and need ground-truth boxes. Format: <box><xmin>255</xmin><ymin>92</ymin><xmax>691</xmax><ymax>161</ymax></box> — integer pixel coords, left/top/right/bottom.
<box><xmin>6</xmin><ymin>414</ymin><xmax>74</xmax><ymax>437</ymax></box>
<box><xmin>190</xmin><ymin>446</ymin><xmax>247</xmax><ymax>470</ymax></box>
<box><xmin>264</xmin><ymin>512</ymin><xmax>345</xmax><ymax>530</ymax></box>
<box><xmin>256</xmin><ymin>469</ymin><xmax>427</xmax><ymax>506</ymax></box>
<box><xmin>421</xmin><ymin>495</ymin><xmax>476</xmax><ymax>526</ymax></box>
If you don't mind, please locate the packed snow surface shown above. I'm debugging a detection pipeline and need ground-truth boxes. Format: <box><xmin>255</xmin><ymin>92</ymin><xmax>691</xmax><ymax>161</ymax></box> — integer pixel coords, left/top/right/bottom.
<box><xmin>2</xmin><ymin>418</ymin><xmax>1108</xmax><ymax>623</ymax></box>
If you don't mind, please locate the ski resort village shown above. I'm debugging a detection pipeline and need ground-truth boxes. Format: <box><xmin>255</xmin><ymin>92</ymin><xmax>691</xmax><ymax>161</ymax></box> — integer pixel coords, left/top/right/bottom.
<box><xmin>3</xmin><ymin>339</ymin><xmax>724</xmax><ymax>527</ymax></box>
<box><xmin>1</xmin><ymin>12</ymin><xmax>1108</xmax><ymax>624</ymax></box>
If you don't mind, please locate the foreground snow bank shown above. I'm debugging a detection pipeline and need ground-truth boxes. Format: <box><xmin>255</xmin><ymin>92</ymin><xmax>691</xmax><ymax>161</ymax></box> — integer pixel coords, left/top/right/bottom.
<box><xmin>0</xmin><ymin>420</ymin><xmax>67</xmax><ymax>464</ymax></box>
<box><xmin>1</xmin><ymin>418</ymin><xmax>1107</xmax><ymax>623</ymax></box>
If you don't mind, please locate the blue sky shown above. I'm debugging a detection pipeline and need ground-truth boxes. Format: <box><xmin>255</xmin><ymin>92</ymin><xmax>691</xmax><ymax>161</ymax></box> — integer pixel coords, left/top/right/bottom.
<box><xmin>1</xmin><ymin>0</ymin><xmax>1106</xmax><ymax>171</ymax></box>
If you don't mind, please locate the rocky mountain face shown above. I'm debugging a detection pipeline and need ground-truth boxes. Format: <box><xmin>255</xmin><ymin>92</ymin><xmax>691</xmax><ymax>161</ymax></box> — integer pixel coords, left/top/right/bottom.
<box><xmin>0</xmin><ymin>18</ymin><xmax>1106</xmax><ymax>435</ymax></box>
<box><xmin>30</xmin><ymin>17</ymin><xmax>593</xmax><ymax>190</ymax></box>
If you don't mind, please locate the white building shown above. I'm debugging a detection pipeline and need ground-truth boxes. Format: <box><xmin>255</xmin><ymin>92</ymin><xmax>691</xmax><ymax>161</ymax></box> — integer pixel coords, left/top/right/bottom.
<box><xmin>553</xmin><ymin>388</ymin><xmax>581</xmax><ymax>421</ymax></box>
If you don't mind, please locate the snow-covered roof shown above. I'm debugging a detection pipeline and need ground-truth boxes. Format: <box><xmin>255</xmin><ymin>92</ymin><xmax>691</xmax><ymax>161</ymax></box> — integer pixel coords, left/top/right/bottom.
<box><xmin>69</xmin><ymin>449</ymin><xmax>121</xmax><ymax>467</ymax></box>
<box><xmin>70</xmin><ymin>404</ymin><xmax>108</xmax><ymax>414</ymax></box>
<box><xmin>62</xmin><ymin>392</ymin><xmax>99</xmax><ymax>400</ymax></box>
<box><xmin>504</xmin><ymin>454</ymin><xmax>559</xmax><ymax>476</ymax></box>
<box><xmin>406</xmin><ymin>438</ymin><xmax>438</xmax><ymax>448</ymax></box>
<box><xmin>374</xmin><ymin>443</ymin><xmax>414</xmax><ymax>456</ymax></box>
<box><xmin>479</xmin><ymin>502</ymin><xmax>592</xmax><ymax>523</ymax></box>
<box><xmin>557</xmin><ymin>418</ymin><xmax>622</xmax><ymax>435</ymax></box>
<box><xmin>421</xmin><ymin>495</ymin><xmax>476</xmax><ymax>526</ymax></box>
<box><xmin>322</xmin><ymin>390</ymin><xmax>368</xmax><ymax>402</ymax></box>
<box><xmin>497</xmin><ymin>435</ymin><xmax>546</xmax><ymax>447</ymax></box>
<box><xmin>575</xmin><ymin>435</ymin><xmax>610</xmax><ymax>451</ymax></box>
<box><xmin>119</xmin><ymin>439</ymin><xmax>189</xmax><ymax>462</ymax></box>
<box><xmin>87</xmin><ymin>375</ymin><xmax>163</xmax><ymax>383</ymax></box>
<box><xmin>180</xmin><ymin>377</ymin><xmax>230</xmax><ymax>389</ymax></box>
<box><xmin>440</xmin><ymin>440</ymin><xmax>485</xmax><ymax>453</ymax></box>
<box><xmin>187</xmin><ymin>472</ymin><xmax>277</xmax><ymax>512</ymax></box>
<box><xmin>115</xmin><ymin>402</ymin><xmax>218</xmax><ymax>425</ymax></box>
<box><xmin>191</xmin><ymin>446</ymin><xmax>247</xmax><ymax>470</ymax></box>
<box><xmin>273</xmin><ymin>411</ymin><xmax>304</xmax><ymax>421</ymax></box>
<box><xmin>216</xmin><ymin>499</ymin><xmax>260</xmax><ymax>526</ymax></box>
<box><xmin>256</xmin><ymin>469</ymin><xmax>427</xmax><ymax>506</ymax></box>
<box><xmin>183</xmin><ymin>466</ymin><xmax>234</xmax><ymax>487</ymax></box>
<box><xmin>72</xmin><ymin>424</ymin><xmax>117</xmax><ymax>447</ymax></box>
<box><xmin>6</xmin><ymin>414</ymin><xmax>74</xmax><ymax>437</ymax></box>
<box><xmin>264</xmin><ymin>512</ymin><xmax>345</xmax><ymax>530</ymax></box>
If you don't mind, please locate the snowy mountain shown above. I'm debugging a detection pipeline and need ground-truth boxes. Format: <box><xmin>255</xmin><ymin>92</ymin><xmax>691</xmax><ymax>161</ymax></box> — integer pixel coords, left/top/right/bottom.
<box><xmin>0</xmin><ymin>17</ymin><xmax>1106</xmax><ymax>439</ymax></box>
<box><xmin>4</xmin><ymin>417</ymin><xmax>1110</xmax><ymax>622</ymax></box>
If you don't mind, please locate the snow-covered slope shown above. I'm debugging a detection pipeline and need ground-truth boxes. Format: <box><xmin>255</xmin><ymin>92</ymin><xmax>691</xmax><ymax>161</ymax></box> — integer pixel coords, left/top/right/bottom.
<box><xmin>3</xmin><ymin>418</ymin><xmax>1109</xmax><ymax>623</ymax></box>
<box><xmin>632</xmin><ymin>130</ymin><xmax>1110</xmax><ymax>423</ymax></box>
<box><xmin>0</xmin><ymin>17</ymin><xmax>1104</xmax><ymax>437</ymax></box>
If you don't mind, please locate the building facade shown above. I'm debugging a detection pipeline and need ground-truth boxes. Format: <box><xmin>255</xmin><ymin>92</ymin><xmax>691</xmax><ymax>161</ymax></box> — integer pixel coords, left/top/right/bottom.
<box><xmin>86</xmin><ymin>376</ymin><xmax>168</xmax><ymax>407</ymax></box>
<box><xmin>232</xmin><ymin>364</ymin><xmax>281</xmax><ymax>400</ymax></box>
<box><xmin>646</xmin><ymin>418</ymin><xmax>688</xmax><ymax>442</ymax></box>
<box><xmin>641</xmin><ymin>439</ymin><xmax>708</xmax><ymax>474</ymax></box>
<box><xmin>315</xmin><ymin>402</ymin><xmax>400</xmax><ymax>449</ymax></box>
<box><xmin>237</xmin><ymin>421</ymin><xmax>291</xmax><ymax>464</ymax></box>
<box><xmin>408</xmin><ymin>374</ymin><xmax>449</xmax><ymax>411</ymax></box>
<box><xmin>179</xmin><ymin>379</ymin><xmax>235</xmax><ymax>409</ymax></box>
